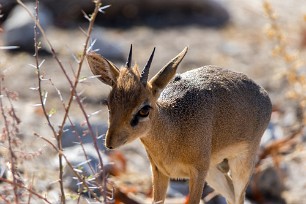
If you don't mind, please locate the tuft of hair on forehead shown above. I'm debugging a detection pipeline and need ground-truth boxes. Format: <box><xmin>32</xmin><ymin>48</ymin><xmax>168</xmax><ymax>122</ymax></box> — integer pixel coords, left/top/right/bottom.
<box><xmin>115</xmin><ymin>64</ymin><xmax>144</xmax><ymax>93</ymax></box>
<box><xmin>109</xmin><ymin>64</ymin><xmax>148</xmax><ymax>109</ymax></box>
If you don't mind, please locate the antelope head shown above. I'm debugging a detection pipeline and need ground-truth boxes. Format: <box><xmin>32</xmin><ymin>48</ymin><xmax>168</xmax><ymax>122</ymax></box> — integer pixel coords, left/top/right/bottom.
<box><xmin>86</xmin><ymin>45</ymin><xmax>188</xmax><ymax>149</ymax></box>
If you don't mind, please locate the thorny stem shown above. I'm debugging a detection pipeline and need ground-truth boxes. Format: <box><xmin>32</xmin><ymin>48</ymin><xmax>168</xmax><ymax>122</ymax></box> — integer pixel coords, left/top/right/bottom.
<box><xmin>46</xmin><ymin>77</ymin><xmax>97</xmax><ymax>176</ymax></box>
<box><xmin>27</xmin><ymin>175</ymin><xmax>35</xmax><ymax>204</ymax></box>
<box><xmin>54</xmin><ymin>1</ymin><xmax>108</xmax><ymax>201</ymax></box>
<box><xmin>0</xmin><ymin>77</ymin><xmax>19</xmax><ymax>203</ymax></box>
<box><xmin>17</xmin><ymin>0</ymin><xmax>106</xmax><ymax>202</ymax></box>
<box><xmin>57</xmin><ymin>0</ymin><xmax>103</xmax><ymax>159</ymax></box>
<box><xmin>0</xmin><ymin>194</ymin><xmax>10</xmax><ymax>204</ymax></box>
<box><xmin>56</xmin><ymin>0</ymin><xmax>107</xmax><ymax>201</ymax></box>
<box><xmin>0</xmin><ymin>177</ymin><xmax>52</xmax><ymax>204</ymax></box>
<box><xmin>32</xmin><ymin>0</ymin><xmax>67</xmax><ymax>203</ymax></box>
<box><xmin>34</xmin><ymin>133</ymin><xmax>102</xmax><ymax>202</ymax></box>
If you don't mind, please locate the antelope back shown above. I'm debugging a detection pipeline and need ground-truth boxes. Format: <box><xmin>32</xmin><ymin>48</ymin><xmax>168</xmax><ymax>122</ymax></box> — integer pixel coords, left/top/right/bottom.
<box><xmin>157</xmin><ymin>65</ymin><xmax>272</xmax><ymax>151</ymax></box>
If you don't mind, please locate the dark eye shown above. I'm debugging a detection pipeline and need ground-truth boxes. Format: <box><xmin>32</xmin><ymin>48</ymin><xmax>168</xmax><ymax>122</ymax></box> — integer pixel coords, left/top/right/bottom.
<box><xmin>130</xmin><ymin>105</ymin><xmax>152</xmax><ymax>127</ymax></box>
<box><xmin>137</xmin><ymin>105</ymin><xmax>151</xmax><ymax>117</ymax></box>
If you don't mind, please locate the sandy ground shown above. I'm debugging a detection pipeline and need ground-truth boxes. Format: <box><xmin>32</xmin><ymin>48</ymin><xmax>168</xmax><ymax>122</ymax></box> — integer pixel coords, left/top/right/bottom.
<box><xmin>1</xmin><ymin>0</ymin><xmax>306</xmax><ymax>203</ymax></box>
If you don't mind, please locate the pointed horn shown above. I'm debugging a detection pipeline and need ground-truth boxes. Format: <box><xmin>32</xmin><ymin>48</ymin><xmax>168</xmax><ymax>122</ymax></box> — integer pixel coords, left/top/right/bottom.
<box><xmin>140</xmin><ymin>47</ymin><xmax>156</xmax><ymax>85</ymax></box>
<box><xmin>125</xmin><ymin>44</ymin><xmax>132</xmax><ymax>69</ymax></box>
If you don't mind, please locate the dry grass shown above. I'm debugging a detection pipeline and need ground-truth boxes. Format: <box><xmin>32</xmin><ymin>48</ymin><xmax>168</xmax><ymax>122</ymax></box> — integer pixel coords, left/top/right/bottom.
<box><xmin>255</xmin><ymin>1</ymin><xmax>306</xmax><ymax>167</ymax></box>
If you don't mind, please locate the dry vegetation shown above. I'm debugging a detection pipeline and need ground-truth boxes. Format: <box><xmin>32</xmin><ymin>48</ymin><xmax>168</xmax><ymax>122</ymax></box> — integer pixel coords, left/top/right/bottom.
<box><xmin>1</xmin><ymin>0</ymin><xmax>306</xmax><ymax>203</ymax></box>
<box><xmin>0</xmin><ymin>1</ymin><xmax>112</xmax><ymax>203</ymax></box>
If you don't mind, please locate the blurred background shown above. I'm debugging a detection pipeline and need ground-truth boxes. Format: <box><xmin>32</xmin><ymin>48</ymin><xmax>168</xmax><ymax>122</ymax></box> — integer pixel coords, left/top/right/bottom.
<box><xmin>1</xmin><ymin>0</ymin><xmax>306</xmax><ymax>203</ymax></box>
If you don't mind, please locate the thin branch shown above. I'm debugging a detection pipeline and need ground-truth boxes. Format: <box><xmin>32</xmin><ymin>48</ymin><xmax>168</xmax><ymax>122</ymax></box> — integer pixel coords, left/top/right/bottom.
<box><xmin>34</xmin><ymin>133</ymin><xmax>103</xmax><ymax>202</ymax></box>
<box><xmin>0</xmin><ymin>178</ymin><xmax>52</xmax><ymax>204</ymax></box>
<box><xmin>31</xmin><ymin>0</ymin><xmax>66</xmax><ymax>202</ymax></box>
<box><xmin>27</xmin><ymin>175</ymin><xmax>35</xmax><ymax>204</ymax></box>
<box><xmin>57</xmin><ymin>0</ymin><xmax>103</xmax><ymax>153</ymax></box>
<box><xmin>33</xmin><ymin>133</ymin><xmax>58</xmax><ymax>151</ymax></box>
<box><xmin>16</xmin><ymin>0</ymin><xmax>107</xmax><ymax>202</ymax></box>
<box><xmin>0</xmin><ymin>194</ymin><xmax>12</xmax><ymax>204</ymax></box>
<box><xmin>0</xmin><ymin>76</ymin><xmax>19</xmax><ymax>204</ymax></box>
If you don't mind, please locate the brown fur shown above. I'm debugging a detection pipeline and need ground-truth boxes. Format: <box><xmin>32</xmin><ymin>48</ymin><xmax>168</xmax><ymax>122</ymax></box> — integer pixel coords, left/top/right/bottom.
<box><xmin>86</xmin><ymin>47</ymin><xmax>272</xmax><ymax>204</ymax></box>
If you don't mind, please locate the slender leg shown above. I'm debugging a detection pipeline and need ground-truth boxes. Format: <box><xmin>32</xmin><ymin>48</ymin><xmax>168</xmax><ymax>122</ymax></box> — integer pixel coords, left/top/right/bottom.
<box><xmin>206</xmin><ymin>165</ymin><xmax>235</xmax><ymax>204</ymax></box>
<box><xmin>151</xmin><ymin>164</ymin><xmax>169</xmax><ymax>204</ymax></box>
<box><xmin>188</xmin><ymin>168</ymin><xmax>207</xmax><ymax>204</ymax></box>
<box><xmin>228</xmin><ymin>150</ymin><xmax>257</xmax><ymax>204</ymax></box>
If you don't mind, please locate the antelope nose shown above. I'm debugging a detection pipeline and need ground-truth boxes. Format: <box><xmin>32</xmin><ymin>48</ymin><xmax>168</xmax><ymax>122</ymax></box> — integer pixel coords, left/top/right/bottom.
<box><xmin>105</xmin><ymin>130</ymin><xmax>113</xmax><ymax>149</ymax></box>
<box><xmin>105</xmin><ymin>139</ymin><xmax>113</xmax><ymax>149</ymax></box>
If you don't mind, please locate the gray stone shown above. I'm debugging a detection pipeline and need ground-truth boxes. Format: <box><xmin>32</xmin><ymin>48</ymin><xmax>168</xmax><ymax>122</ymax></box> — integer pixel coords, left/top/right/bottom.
<box><xmin>59</xmin><ymin>144</ymin><xmax>112</xmax><ymax>197</ymax></box>
<box><xmin>90</xmin><ymin>29</ymin><xmax>125</xmax><ymax>61</ymax></box>
<box><xmin>61</xmin><ymin>123</ymin><xmax>108</xmax><ymax>151</ymax></box>
<box><xmin>3</xmin><ymin>2</ymin><xmax>53</xmax><ymax>52</ymax></box>
<box><xmin>247</xmin><ymin>166</ymin><xmax>286</xmax><ymax>203</ymax></box>
<box><xmin>260</xmin><ymin>122</ymin><xmax>284</xmax><ymax>147</ymax></box>
<box><xmin>101</xmin><ymin>0</ymin><xmax>230</xmax><ymax>27</ymax></box>
<box><xmin>0</xmin><ymin>157</ymin><xmax>7</xmax><ymax>182</ymax></box>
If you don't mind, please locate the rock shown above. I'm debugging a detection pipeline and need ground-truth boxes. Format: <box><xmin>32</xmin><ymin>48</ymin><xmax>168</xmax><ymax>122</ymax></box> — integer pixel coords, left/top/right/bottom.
<box><xmin>260</xmin><ymin>122</ymin><xmax>284</xmax><ymax>147</ymax></box>
<box><xmin>90</xmin><ymin>29</ymin><xmax>125</xmax><ymax>61</ymax></box>
<box><xmin>0</xmin><ymin>157</ymin><xmax>7</xmax><ymax>182</ymax></box>
<box><xmin>100</xmin><ymin>0</ymin><xmax>230</xmax><ymax>28</ymax></box>
<box><xmin>2</xmin><ymin>0</ymin><xmax>230</xmax><ymax>29</ymax></box>
<box><xmin>167</xmin><ymin>180</ymin><xmax>189</xmax><ymax>198</ymax></box>
<box><xmin>247</xmin><ymin>165</ymin><xmax>286</xmax><ymax>204</ymax></box>
<box><xmin>2</xmin><ymin>2</ymin><xmax>53</xmax><ymax>53</ymax></box>
<box><xmin>166</xmin><ymin>180</ymin><xmax>228</xmax><ymax>204</ymax></box>
<box><xmin>40</xmin><ymin>0</ymin><xmax>92</xmax><ymax>27</ymax></box>
<box><xmin>0</xmin><ymin>0</ymin><xmax>16</xmax><ymax>23</ymax></box>
<box><xmin>59</xmin><ymin>144</ymin><xmax>112</xmax><ymax>197</ymax></box>
<box><xmin>55</xmin><ymin>140</ymin><xmax>127</xmax><ymax>197</ymax></box>
<box><xmin>202</xmin><ymin>184</ymin><xmax>227</xmax><ymax>204</ymax></box>
<box><xmin>61</xmin><ymin>123</ymin><xmax>108</xmax><ymax>150</ymax></box>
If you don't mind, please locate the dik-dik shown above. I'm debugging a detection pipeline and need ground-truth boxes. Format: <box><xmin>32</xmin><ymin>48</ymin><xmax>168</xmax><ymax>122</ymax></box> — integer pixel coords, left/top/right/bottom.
<box><xmin>86</xmin><ymin>46</ymin><xmax>272</xmax><ymax>204</ymax></box>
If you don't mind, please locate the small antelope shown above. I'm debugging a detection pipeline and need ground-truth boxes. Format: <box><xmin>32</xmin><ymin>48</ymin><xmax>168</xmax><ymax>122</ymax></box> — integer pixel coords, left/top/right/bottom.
<box><xmin>86</xmin><ymin>46</ymin><xmax>272</xmax><ymax>204</ymax></box>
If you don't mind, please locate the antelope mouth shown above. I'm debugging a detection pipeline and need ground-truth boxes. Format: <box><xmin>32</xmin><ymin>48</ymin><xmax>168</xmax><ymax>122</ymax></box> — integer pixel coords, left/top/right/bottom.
<box><xmin>105</xmin><ymin>137</ymin><xmax>128</xmax><ymax>150</ymax></box>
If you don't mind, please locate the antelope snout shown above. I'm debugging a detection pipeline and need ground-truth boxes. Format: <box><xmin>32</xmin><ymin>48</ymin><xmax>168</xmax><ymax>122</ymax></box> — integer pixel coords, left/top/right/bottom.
<box><xmin>105</xmin><ymin>134</ymin><xmax>113</xmax><ymax>149</ymax></box>
<box><xmin>105</xmin><ymin>130</ymin><xmax>128</xmax><ymax>150</ymax></box>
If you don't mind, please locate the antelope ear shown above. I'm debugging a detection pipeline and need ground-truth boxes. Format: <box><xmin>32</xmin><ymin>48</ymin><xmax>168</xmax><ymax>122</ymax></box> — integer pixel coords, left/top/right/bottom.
<box><xmin>149</xmin><ymin>47</ymin><xmax>188</xmax><ymax>96</ymax></box>
<box><xmin>86</xmin><ymin>52</ymin><xmax>119</xmax><ymax>87</ymax></box>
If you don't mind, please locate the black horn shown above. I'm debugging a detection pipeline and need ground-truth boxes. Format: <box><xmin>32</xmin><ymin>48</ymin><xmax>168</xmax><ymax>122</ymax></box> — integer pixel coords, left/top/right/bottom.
<box><xmin>140</xmin><ymin>47</ymin><xmax>156</xmax><ymax>85</ymax></box>
<box><xmin>125</xmin><ymin>44</ymin><xmax>133</xmax><ymax>69</ymax></box>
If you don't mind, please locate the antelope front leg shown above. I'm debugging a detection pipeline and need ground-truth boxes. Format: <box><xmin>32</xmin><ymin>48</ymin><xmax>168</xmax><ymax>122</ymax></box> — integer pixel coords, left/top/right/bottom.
<box><xmin>151</xmin><ymin>164</ymin><xmax>169</xmax><ymax>203</ymax></box>
<box><xmin>188</xmin><ymin>169</ymin><xmax>206</xmax><ymax>204</ymax></box>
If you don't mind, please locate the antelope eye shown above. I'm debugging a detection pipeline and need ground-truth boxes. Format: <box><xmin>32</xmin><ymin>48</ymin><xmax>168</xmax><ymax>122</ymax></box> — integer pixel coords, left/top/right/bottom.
<box><xmin>137</xmin><ymin>105</ymin><xmax>151</xmax><ymax>117</ymax></box>
<box><xmin>130</xmin><ymin>105</ymin><xmax>152</xmax><ymax>127</ymax></box>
